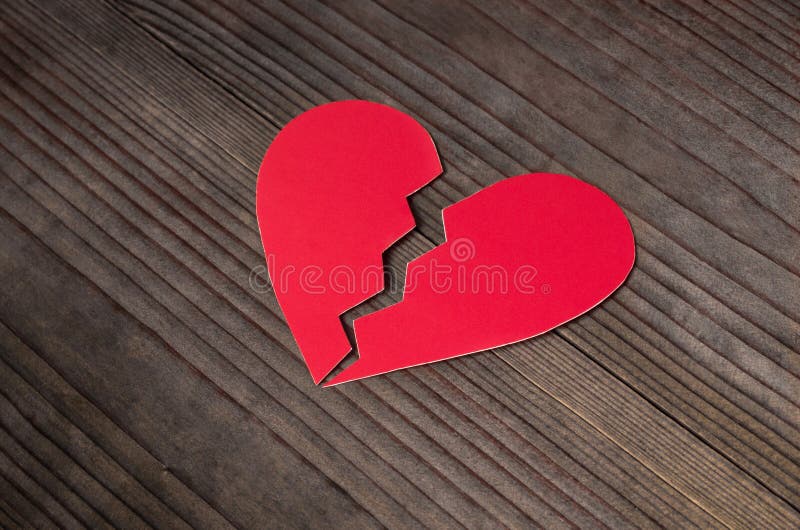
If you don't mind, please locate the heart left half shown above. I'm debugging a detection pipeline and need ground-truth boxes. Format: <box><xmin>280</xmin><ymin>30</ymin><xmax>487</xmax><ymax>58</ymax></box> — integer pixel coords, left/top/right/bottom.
<box><xmin>256</xmin><ymin>101</ymin><xmax>442</xmax><ymax>384</ymax></box>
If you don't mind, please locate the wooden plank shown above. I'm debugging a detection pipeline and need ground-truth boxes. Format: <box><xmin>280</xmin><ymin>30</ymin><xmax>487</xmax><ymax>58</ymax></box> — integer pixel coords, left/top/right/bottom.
<box><xmin>0</xmin><ymin>0</ymin><xmax>798</xmax><ymax>527</ymax></box>
<box><xmin>0</xmin><ymin>98</ymin><xmax>612</xmax><ymax>520</ymax></box>
<box><xmin>0</xmin><ymin>501</ymin><xmax>23</xmax><ymax>530</ymax></box>
<box><xmin>0</xmin><ymin>495</ymin><xmax>30</xmax><ymax>530</ymax></box>
<box><xmin>0</xmin><ymin>446</ymin><xmax>84</xmax><ymax>530</ymax></box>
<box><xmin>751</xmin><ymin>0</ymin><xmax>800</xmax><ymax>31</ymax></box>
<box><xmin>581</xmin><ymin>0</ymin><xmax>800</xmax><ymax>151</ymax></box>
<box><xmin>0</xmin><ymin>3</ymin><xmax>694</xmax><ymax>527</ymax></box>
<box><xmin>0</xmin><ymin>474</ymin><xmax>57</xmax><ymax>529</ymax></box>
<box><xmin>628</xmin><ymin>0</ymin><xmax>800</xmax><ymax>120</ymax></box>
<box><xmin>0</xmin><ymin>207</ymin><xmax>386</xmax><ymax>529</ymax></box>
<box><xmin>472</xmin><ymin>0</ymin><xmax>800</xmax><ymax>230</ymax></box>
<box><xmin>644</xmin><ymin>0</ymin><xmax>800</xmax><ymax>97</ymax></box>
<box><xmin>111</xmin><ymin>0</ymin><xmax>800</xmax><ymax>507</ymax></box>
<box><xmin>0</xmin><ymin>323</ymin><xmax>230</xmax><ymax>529</ymax></box>
<box><xmin>0</xmin><ymin>424</ymin><xmax>113</xmax><ymax>529</ymax></box>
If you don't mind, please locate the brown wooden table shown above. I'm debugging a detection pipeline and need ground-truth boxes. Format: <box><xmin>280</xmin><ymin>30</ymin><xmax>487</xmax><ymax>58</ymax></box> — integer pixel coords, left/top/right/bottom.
<box><xmin>1</xmin><ymin>0</ymin><xmax>799</xmax><ymax>527</ymax></box>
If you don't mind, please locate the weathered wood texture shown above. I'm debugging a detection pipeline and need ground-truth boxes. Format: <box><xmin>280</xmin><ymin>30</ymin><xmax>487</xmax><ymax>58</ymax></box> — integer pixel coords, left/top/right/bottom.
<box><xmin>1</xmin><ymin>0</ymin><xmax>798</xmax><ymax>527</ymax></box>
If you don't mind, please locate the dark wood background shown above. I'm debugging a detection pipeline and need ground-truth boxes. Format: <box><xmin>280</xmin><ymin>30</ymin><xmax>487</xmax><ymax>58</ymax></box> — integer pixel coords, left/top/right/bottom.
<box><xmin>1</xmin><ymin>0</ymin><xmax>799</xmax><ymax>528</ymax></box>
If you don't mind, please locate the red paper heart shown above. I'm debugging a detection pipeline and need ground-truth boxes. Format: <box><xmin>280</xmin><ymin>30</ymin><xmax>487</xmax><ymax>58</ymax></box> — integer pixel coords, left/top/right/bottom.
<box><xmin>256</xmin><ymin>101</ymin><xmax>635</xmax><ymax>385</ymax></box>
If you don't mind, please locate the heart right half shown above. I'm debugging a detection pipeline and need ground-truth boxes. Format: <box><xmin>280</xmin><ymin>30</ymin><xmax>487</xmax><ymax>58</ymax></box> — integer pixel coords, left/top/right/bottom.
<box><xmin>326</xmin><ymin>172</ymin><xmax>635</xmax><ymax>385</ymax></box>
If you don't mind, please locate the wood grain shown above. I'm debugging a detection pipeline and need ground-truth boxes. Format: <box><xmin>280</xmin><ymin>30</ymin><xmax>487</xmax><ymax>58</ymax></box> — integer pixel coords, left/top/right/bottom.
<box><xmin>1</xmin><ymin>0</ymin><xmax>798</xmax><ymax>527</ymax></box>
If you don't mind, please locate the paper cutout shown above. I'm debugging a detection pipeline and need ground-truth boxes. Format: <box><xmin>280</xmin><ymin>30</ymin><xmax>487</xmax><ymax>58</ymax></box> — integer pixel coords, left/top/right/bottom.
<box><xmin>257</xmin><ymin>101</ymin><xmax>635</xmax><ymax>386</ymax></box>
<box><xmin>325</xmin><ymin>173</ymin><xmax>635</xmax><ymax>385</ymax></box>
<box><xmin>256</xmin><ymin>101</ymin><xmax>442</xmax><ymax>383</ymax></box>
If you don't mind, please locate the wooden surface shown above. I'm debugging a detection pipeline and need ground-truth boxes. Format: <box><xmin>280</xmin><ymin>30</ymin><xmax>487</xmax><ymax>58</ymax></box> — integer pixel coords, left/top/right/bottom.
<box><xmin>1</xmin><ymin>0</ymin><xmax>799</xmax><ymax>527</ymax></box>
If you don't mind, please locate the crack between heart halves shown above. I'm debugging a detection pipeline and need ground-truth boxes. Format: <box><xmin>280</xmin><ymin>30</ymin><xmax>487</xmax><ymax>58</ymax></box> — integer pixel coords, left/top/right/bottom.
<box><xmin>322</xmin><ymin>184</ymin><xmax>452</xmax><ymax>385</ymax></box>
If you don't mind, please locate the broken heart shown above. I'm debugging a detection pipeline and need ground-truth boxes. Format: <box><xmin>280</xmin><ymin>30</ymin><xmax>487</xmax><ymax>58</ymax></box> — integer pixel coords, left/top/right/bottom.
<box><xmin>256</xmin><ymin>101</ymin><xmax>635</xmax><ymax>385</ymax></box>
